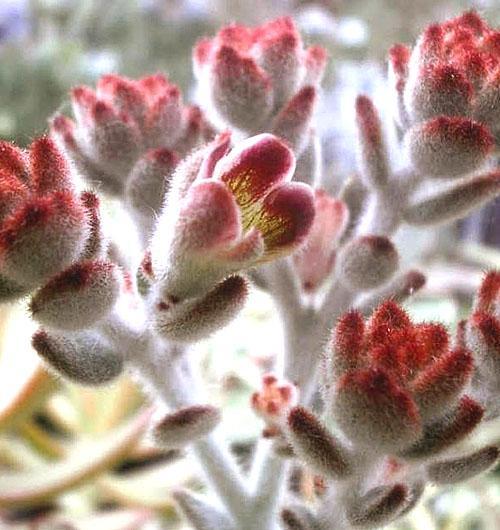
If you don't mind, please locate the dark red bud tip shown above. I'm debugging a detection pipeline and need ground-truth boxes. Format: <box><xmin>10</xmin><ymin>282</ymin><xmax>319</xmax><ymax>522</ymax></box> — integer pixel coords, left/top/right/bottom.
<box><xmin>80</xmin><ymin>191</ymin><xmax>100</xmax><ymax>209</ymax></box>
<box><xmin>476</xmin><ymin>270</ymin><xmax>500</xmax><ymax>313</ymax></box>
<box><xmin>470</xmin><ymin>312</ymin><xmax>500</xmax><ymax>348</ymax></box>
<box><xmin>404</xmin><ymin>270</ymin><xmax>426</xmax><ymax>293</ymax></box>
<box><xmin>332</xmin><ymin>310</ymin><xmax>365</xmax><ymax>374</ymax></box>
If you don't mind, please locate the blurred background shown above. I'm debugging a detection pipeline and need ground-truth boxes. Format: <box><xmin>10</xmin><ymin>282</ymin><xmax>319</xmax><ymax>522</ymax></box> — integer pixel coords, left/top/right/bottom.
<box><xmin>0</xmin><ymin>1</ymin><xmax>499</xmax><ymax>529</ymax></box>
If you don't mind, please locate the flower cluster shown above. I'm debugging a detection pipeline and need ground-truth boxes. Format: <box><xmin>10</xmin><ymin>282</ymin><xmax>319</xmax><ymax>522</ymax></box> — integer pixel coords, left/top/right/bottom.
<box><xmin>326</xmin><ymin>302</ymin><xmax>476</xmax><ymax>452</ymax></box>
<box><xmin>0</xmin><ymin>138</ymin><xmax>124</xmax><ymax>383</ymax></box>
<box><xmin>251</xmin><ymin>373</ymin><xmax>298</xmax><ymax>437</ymax></box>
<box><xmin>51</xmin><ymin>73</ymin><xmax>214</xmax><ymax>238</ymax></box>
<box><xmin>392</xmin><ymin>11</ymin><xmax>500</xmax><ymax>150</ymax></box>
<box><xmin>284</xmin><ymin>274</ymin><xmax>500</xmax><ymax>529</ymax></box>
<box><xmin>194</xmin><ymin>16</ymin><xmax>326</xmax><ymax>181</ymax></box>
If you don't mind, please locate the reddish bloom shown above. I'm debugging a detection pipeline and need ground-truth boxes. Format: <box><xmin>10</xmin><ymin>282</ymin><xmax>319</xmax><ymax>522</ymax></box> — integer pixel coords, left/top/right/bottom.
<box><xmin>150</xmin><ymin>132</ymin><xmax>315</xmax><ymax>301</ymax></box>
<box><xmin>392</xmin><ymin>10</ymin><xmax>500</xmax><ymax>153</ymax></box>
<box><xmin>328</xmin><ymin>299</ymin><xmax>477</xmax><ymax>452</ymax></box>
<box><xmin>193</xmin><ymin>17</ymin><xmax>325</xmax><ymax>150</ymax></box>
<box><xmin>52</xmin><ymin>74</ymin><xmax>213</xmax><ymax>196</ymax></box>
<box><xmin>0</xmin><ymin>138</ymin><xmax>89</xmax><ymax>287</ymax></box>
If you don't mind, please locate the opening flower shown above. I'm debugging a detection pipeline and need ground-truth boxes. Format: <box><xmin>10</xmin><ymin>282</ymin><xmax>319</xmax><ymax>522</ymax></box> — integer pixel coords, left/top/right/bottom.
<box><xmin>151</xmin><ymin>132</ymin><xmax>315</xmax><ymax>302</ymax></box>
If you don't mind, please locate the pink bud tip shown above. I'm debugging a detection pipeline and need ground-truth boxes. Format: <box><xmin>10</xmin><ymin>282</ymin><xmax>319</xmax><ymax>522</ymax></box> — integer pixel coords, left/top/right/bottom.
<box><xmin>193</xmin><ymin>37</ymin><xmax>213</xmax><ymax>68</ymax></box>
<box><xmin>356</xmin><ymin>95</ymin><xmax>383</xmax><ymax>146</ymax></box>
<box><xmin>388</xmin><ymin>44</ymin><xmax>411</xmax><ymax>77</ymax></box>
<box><xmin>422</xmin><ymin>23</ymin><xmax>444</xmax><ymax>57</ymax></box>
<box><xmin>305</xmin><ymin>45</ymin><xmax>327</xmax><ymax>77</ymax></box>
<box><xmin>92</xmin><ymin>100</ymin><xmax>116</xmax><ymax>122</ymax></box>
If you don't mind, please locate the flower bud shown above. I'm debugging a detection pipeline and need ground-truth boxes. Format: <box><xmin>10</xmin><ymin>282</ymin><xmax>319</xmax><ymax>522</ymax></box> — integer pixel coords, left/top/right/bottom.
<box><xmin>29</xmin><ymin>137</ymin><xmax>73</xmax><ymax>194</ymax></box>
<box><xmin>153</xmin><ymin>275</ymin><xmax>248</xmax><ymax>343</ymax></box>
<box><xmin>254</xmin><ymin>17</ymin><xmax>303</xmax><ymax>108</ymax></box>
<box><xmin>271</xmin><ymin>86</ymin><xmax>317</xmax><ymax>155</ymax></box>
<box><xmin>337</xmin><ymin>236</ymin><xmax>399</xmax><ymax>291</ymax></box>
<box><xmin>355</xmin><ymin>95</ymin><xmax>389</xmax><ymax>189</ymax></box>
<box><xmin>211</xmin><ymin>45</ymin><xmax>273</xmax><ymax>132</ymax></box>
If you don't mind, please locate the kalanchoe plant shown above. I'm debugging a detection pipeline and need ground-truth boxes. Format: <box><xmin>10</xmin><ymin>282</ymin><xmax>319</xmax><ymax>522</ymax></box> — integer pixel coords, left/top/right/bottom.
<box><xmin>0</xmin><ymin>9</ymin><xmax>499</xmax><ymax>530</ymax></box>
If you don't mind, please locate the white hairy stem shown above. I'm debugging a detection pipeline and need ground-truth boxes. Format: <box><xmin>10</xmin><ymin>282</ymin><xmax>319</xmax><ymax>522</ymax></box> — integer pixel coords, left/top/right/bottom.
<box><xmin>100</xmin><ymin>303</ymin><xmax>250</xmax><ymax>524</ymax></box>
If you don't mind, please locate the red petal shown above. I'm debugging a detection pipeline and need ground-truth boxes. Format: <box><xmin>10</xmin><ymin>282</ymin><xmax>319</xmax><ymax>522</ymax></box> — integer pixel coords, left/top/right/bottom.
<box><xmin>214</xmin><ymin>133</ymin><xmax>295</xmax><ymax>219</ymax></box>
<box><xmin>178</xmin><ymin>180</ymin><xmax>241</xmax><ymax>253</ymax></box>
<box><xmin>252</xmin><ymin>181</ymin><xmax>314</xmax><ymax>256</ymax></box>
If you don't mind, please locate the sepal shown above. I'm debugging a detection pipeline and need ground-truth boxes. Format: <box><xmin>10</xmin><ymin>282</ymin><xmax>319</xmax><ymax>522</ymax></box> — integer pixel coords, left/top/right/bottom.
<box><xmin>32</xmin><ymin>329</ymin><xmax>123</xmax><ymax>386</ymax></box>
<box><xmin>30</xmin><ymin>260</ymin><xmax>121</xmax><ymax>330</ymax></box>
<box><xmin>427</xmin><ymin>445</ymin><xmax>499</xmax><ymax>484</ymax></box>
<box><xmin>152</xmin><ymin>405</ymin><xmax>221</xmax><ymax>448</ymax></box>
<box><xmin>153</xmin><ymin>276</ymin><xmax>248</xmax><ymax>343</ymax></box>
<box><xmin>287</xmin><ymin>406</ymin><xmax>352</xmax><ymax>479</ymax></box>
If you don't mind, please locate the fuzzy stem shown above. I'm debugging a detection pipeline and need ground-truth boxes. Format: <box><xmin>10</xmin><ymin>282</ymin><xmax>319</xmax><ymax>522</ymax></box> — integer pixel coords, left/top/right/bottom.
<box><xmin>100</xmin><ymin>307</ymin><xmax>250</xmax><ymax>523</ymax></box>
<box><xmin>247</xmin><ymin>445</ymin><xmax>289</xmax><ymax>530</ymax></box>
